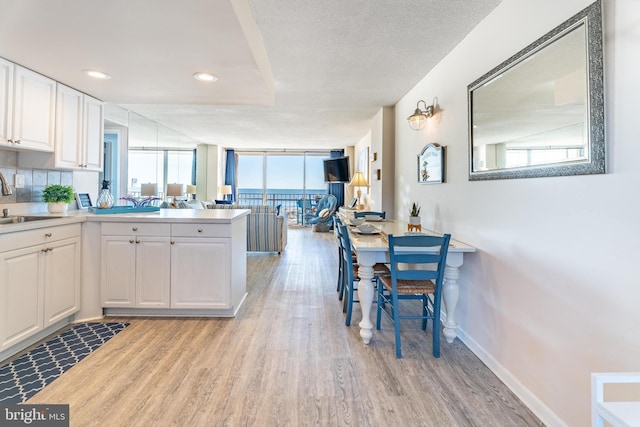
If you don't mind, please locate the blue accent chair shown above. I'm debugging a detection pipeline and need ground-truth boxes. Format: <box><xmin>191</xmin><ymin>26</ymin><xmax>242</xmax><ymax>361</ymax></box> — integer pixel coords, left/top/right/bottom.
<box><xmin>304</xmin><ymin>194</ymin><xmax>337</xmax><ymax>228</ymax></box>
<box><xmin>376</xmin><ymin>233</ymin><xmax>451</xmax><ymax>358</ymax></box>
<box><xmin>354</xmin><ymin>211</ymin><xmax>386</xmax><ymax>220</ymax></box>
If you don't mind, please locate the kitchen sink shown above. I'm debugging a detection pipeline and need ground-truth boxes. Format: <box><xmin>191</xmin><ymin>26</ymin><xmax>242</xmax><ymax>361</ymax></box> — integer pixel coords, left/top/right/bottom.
<box><xmin>0</xmin><ymin>215</ymin><xmax>64</xmax><ymax>225</ymax></box>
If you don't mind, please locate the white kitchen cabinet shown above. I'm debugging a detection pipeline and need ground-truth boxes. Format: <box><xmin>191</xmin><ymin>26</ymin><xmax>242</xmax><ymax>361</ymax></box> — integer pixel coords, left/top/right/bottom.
<box><xmin>82</xmin><ymin>94</ymin><xmax>104</xmax><ymax>171</ymax></box>
<box><xmin>0</xmin><ymin>57</ymin><xmax>14</xmax><ymax>145</ymax></box>
<box><xmin>101</xmin><ymin>223</ymin><xmax>171</xmax><ymax>308</ymax></box>
<box><xmin>55</xmin><ymin>84</ymin><xmax>103</xmax><ymax>171</ymax></box>
<box><xmin>170</xmin><ymin>237</ymin><xmax>230</xmax><ymax>309</ymax></box>
<box><xmin>11</xmin><ymin>65</ymin><xmax>56</xmax><ymax>151</ymax></box>
<box><xmin>0</xmin><ymin>224</ymin><xmax>80</xmax><ymax>352</ymax></box>
<box><xmin>98</xmin><ymin>217</ymin><xmax>247</xmax><ymax>316</ymax></box>
<box><xmin>43</xmin><ymin>236</ymin><xmax>81</xmax><ymax>327</ymax></box>
<box><xmin>0</xmin><ymin>246</ymin><xmax>42</xmax><ymax>351</ymax></box>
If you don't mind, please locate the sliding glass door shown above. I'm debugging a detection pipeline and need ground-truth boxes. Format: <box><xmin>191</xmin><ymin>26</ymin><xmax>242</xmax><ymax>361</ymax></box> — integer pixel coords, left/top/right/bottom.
<box><xmin>236</xmin><ymin>151</ymin><xmax>329</xmax><ymax>221</ymax></box>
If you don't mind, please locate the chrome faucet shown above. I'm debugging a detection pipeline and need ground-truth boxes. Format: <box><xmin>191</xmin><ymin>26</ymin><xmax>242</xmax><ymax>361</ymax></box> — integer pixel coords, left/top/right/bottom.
<box><xmin>0</xmin><ymin>171</ymin><xmax>12</xmax><ymax>196</ymax></box>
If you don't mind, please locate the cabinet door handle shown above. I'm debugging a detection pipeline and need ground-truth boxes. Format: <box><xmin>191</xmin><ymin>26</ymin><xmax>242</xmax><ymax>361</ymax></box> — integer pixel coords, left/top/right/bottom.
<box><xmin>41</xmin><ymin>248</ymin><xmax>48</xmax><ymax>253</ymax></box>
<box><xmin>132</xmin><ymin>227</ymin><xmax>138</xmax><ymax>231</ymax></box>
<box><xmin>129</xmin><ymin>239</ymin><xmax>134</xmax><ymax>243</ymax></box>
<box><xmin>7</xmin><ymin>139</ymin><xmax>13</xmax><ymax>143</ymax></box>
<box><xmin>44</xmin><ymin>233</ymin><xmax>52</xmax><ymax>237</ymax></box>
<box><xmin>170</xmin><ymin>240</ymin><xmax>175</xmax><ymax>244</ymax></box>
<box><xmin>14</xmin><ymin>140</ymin><xmax>20</xmax><ymax>144</ymax></box>
<box><xmin>197</xmin><ymin>228</ymin><xmax>203</xmax><ymax>233</ymax></box>
<box><xmin>135</xmin><ymin>240</ymin><xmax>140</xmax><ymax>244</ymax></box>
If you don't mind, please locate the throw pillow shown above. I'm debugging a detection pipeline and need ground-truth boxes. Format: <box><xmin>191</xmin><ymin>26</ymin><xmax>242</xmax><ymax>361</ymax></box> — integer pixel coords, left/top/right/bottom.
<box><xmin>319</xmin><ymin>208</ymin><xmax>331</xmax><ymax>218</ymax></box>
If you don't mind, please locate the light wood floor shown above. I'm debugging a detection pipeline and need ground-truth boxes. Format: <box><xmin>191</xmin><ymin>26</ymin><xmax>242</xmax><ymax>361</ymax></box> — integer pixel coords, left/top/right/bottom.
<box><xmin>28</xmin><ymin>228</ymin><xmax>543</xmax><ymax>426</ymax></box>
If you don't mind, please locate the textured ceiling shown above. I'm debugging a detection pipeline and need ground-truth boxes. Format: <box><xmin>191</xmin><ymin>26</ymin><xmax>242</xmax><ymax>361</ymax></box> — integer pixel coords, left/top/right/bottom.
<box><xmin>0</xmin><ymin>0</ymin><xmax>502</xmax><ymax>150</ymax></box>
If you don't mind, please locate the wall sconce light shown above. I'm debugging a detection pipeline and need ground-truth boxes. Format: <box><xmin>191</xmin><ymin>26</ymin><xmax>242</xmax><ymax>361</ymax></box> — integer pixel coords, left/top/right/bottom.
<box><xmin>407</xmin><ymin>98</ymin><xmax>437</xmax><ymax>131</ymax></box>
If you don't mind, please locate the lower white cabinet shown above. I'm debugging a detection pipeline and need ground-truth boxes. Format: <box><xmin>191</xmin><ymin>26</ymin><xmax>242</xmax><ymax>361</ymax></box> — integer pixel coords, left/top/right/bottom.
<box><xmin>100</xmin><ymin>220</ymin><xmax>246</xmax><ymax>315</ymax></box>
<box><xmin>101</xmin><ymin>224</ymin><xmax>171</xmax><ymax>308</ymax></box>
<box><xmin>0</xmin><ymin>224</ymin><xmax>80</xmax><ymax>351</ymax></box>
<box><xmin>170</xmin><ymin>238</ymin><xmax>230</xmax><ymax>309</ymax></box>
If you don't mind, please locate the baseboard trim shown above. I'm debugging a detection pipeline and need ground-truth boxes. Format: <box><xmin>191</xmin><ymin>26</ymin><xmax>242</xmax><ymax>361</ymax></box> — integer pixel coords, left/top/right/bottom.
<box><xmin>455</xmin><ymin>327</ymin><xmax>567</xmax><ymax>427</ymax></box>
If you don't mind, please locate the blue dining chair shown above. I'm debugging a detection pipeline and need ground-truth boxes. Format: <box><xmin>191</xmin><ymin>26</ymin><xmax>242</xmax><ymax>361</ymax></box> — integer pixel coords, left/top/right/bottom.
<box><xmin>337</xmin><ymin>222</ymin><xmax>389</xmax><ymax>326</ymax></box>
<box><xmin>376</xmin><ymin>233</ymin><xmax>451</xmax><ymax>358</ymax></box>
<box><xmin>354</xmin><ymin>211</ymin><xmax>386</xmax><ymax>220</ymax></box>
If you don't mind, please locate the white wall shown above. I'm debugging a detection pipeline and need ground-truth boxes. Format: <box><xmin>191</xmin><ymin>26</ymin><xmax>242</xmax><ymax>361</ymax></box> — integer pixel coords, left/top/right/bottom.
<box><xmin>369</xmin><ymin>107</ymin><xmax>396</xmax><ymax>217</ymax></box>
<box><xmin>393</xmin><ymin>0</ymin><xmax>640</xmax><ymax>425</ymax></box>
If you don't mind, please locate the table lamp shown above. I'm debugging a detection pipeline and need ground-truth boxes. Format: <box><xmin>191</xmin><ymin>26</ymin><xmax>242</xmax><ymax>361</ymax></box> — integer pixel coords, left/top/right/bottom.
<box><xmin>140</xmin><ymin>183</ymin><xmax>157</xmax><ymax>197</ymax></box>
<box><xmin>349</xmin><ymin>171</ymin><xmax>368</xmax><ymax>210</ymax></box>
<box><xmin>221</xmin><ymin>185</ymin><xmax>232</xmax><ymax>201</ymax></box>
<box><xmin>166</xmin><ymin>184</ymin><xmax>183</xmax><ymax>207</ymax></box>
<box><xmin>186</xmin><ymin>184</ymin><xmax>197</xmax><ymax>200</ymax></box>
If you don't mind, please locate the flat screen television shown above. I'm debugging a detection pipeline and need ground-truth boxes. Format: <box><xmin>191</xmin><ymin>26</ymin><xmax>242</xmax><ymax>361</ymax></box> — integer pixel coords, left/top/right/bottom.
<box><xmin>323</xmin><ymin>156</ymin><xmax>350</xmax><ymax>183</ymax></box>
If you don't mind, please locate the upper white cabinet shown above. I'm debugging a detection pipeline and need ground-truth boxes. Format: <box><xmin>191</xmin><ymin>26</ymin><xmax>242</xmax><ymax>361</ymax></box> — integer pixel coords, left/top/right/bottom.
<box><xmin>83</xmin><ymin>95</ymin><xmax>104</xmax><ymax>171</ymax></box>
<box><xmin>11</xmin><ymin>65</ymin><xmax>56</xmax><ymax>151</ymax></box>
<box><xmin>0</xmin><ymin>58</ymin><xmax>14</xmax><ymax>145</ymax></box>
<box><xmin>55</xmin><ymin>83</ymin><xmax>103</xmax><ymax>171</ymax></box>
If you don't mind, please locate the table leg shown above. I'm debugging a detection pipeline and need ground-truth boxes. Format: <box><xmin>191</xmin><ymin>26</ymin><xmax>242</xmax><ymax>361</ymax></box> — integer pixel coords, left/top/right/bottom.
<box><xmin>355</xmin><ymin>255</ymin><xmax>375</xmax><ymax>344</ymax></box>
<box><xmin>442</xmin><ymin>252</ymin><xmax>463</xmax><ymax>343</ymax></box>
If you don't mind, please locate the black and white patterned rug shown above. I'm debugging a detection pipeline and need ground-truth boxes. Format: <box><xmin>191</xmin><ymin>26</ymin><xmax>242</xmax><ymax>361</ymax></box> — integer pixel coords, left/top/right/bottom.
<box><xmin>0</xmin><ymin>322</ymin><xmax>129</xmax><ymax>404</ymax></box>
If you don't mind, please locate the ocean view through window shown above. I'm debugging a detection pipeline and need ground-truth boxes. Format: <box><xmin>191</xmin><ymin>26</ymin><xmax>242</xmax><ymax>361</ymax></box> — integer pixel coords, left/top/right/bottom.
<box><xmin>237</xmin><ymin>152</ymin><xmax>329</xmax><ymax>223</ymax></box>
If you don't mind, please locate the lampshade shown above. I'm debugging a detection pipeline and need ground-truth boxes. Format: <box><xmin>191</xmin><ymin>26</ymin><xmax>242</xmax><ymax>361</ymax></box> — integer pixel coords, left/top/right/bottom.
<box><xmin>186</xmin><ymin>184</ymin><xmax>197</xmax><ymax>194</ymax></box>
<box><xmin>349</xmin><ymin>171</ymin><xmax>368</xmax><ymax>187</ymax></box>
<box><xmin>166</xmin><ymin>184</ymin><xmax>184</xmax><ymax>197</ymax></box>
<box><xmin>140</xmin><ymin>183</ymin><xmax>157</xmax><ymax>197</ymax></box>
<box><xmin>221</xmin><ymin>185</ymin><xmax>232</xmax><ymax>195</ymax></box>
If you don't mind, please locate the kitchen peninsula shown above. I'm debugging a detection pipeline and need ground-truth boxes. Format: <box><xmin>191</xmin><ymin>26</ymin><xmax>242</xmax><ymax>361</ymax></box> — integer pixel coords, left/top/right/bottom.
<box><xmin>0</xmin><ymin>208</ymin><xmax>249</xmax><ymax>361</ymax></box>
<box><xmin>82</xmin><ymin>208</ymin><xmax>249</xmax><ymax>319</ymax></box>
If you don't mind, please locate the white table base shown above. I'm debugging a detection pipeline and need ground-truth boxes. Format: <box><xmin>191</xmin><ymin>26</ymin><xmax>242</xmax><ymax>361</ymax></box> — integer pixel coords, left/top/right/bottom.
<box><xmin>355</xmin><ymin>250</ymin><xmax>465</xmax><ymax>345</ymax></box>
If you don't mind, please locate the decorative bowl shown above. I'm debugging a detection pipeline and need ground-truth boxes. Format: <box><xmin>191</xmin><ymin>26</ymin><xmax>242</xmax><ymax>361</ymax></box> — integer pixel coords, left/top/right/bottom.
<box><xmin>350</xmin><ymin>218</ymin><xmax>364</xmax><ymax>226</ymax></box>
<box><xmin>357</xmin><ymin>224</ymin><xmax>377</xmax><ymax>233</ymax></box>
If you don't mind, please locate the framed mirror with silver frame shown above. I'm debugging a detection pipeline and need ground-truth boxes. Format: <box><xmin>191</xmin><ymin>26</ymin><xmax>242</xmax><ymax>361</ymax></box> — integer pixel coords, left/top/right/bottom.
<box><xmin>468</xmin><ymin>0</ymin><xmax>604</xmax><ymax>180</ymax></box>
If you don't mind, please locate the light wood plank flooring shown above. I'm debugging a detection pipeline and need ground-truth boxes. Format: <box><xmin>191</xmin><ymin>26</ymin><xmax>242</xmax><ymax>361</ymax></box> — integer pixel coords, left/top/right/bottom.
<box><xmin>28</xmin><ymin>228</ymin><xmax>543</xmax><ymax>426</ymax></box>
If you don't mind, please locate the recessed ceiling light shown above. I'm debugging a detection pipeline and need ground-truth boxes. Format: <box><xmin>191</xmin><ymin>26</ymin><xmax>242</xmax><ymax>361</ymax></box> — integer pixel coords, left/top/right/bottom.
<box><xmin>83</xmin><ymin>69</ymin><xmax>111</xmax><ymax>80</ymax></box>
<box><xmin>193</xmin><ymin>72</ymin><xmax>218</xmax><ymax>82</ymax></box>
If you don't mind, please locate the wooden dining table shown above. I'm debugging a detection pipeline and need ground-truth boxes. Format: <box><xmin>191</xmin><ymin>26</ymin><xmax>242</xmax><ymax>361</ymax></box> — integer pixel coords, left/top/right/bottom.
<box><xmin>341</xmin><ymin>217</ymin><xmax>476</xmax><ymax>345</ymax></box>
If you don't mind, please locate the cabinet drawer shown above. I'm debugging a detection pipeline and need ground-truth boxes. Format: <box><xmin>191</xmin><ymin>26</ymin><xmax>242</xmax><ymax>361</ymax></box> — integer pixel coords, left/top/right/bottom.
<box><xmin>101</xmin><ymin>222</ymin><xmax>170</xmax><ymax>236</ymax></box>
<box><xmin>0</xmin><ymin>223</ymin><xmax>80</xmax><ymax>252</ymax></box>
<box><xmin>171</xmin><ymin>223</ymin><xmax>231</xmax><ymax>238</ymax></box>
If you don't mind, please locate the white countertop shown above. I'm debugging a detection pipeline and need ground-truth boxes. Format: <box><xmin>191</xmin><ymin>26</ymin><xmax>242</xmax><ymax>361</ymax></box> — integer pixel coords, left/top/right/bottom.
<box><xmin>0</xmin><ymin>208</ymin><xmax>250</xmax><ymax>234</ymax></box>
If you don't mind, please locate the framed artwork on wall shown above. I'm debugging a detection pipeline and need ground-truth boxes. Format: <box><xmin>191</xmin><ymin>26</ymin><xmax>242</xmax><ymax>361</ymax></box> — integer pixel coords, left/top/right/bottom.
<box><xmin>417</xmin><ymin>143</ymin><xmax>445</xmax><ymax>184</ymax></box>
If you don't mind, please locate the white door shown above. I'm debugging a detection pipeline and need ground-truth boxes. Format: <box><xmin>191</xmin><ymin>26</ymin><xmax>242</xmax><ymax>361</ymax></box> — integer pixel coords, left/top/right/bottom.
<box><xmin>12</xmin><ymin>66</ymin><xmax>56</xmax><ymax>151</ymax></box>
<box><xmin>54</xmin><ymin>84</ymin><xmax>83</xmax><ymax>169</ymax></box>
<box><xmin>101</xmin><ymin>236</ymin><xmax>136</xmax><ymax>307</ymax></box>
<box><xmin>0</xmin><ymin>58</ymin><xmax>13</xmax><ymax>144</ymax></box>
<box><xmin>0</xmin><ymin>246</ymin><xmax>43</xmax><ymax>350</ymax></box>
<box><xmin>135</xmin><ymin>237</ymin><xmax>171</xmax><ymax>308</ymax></box>
<box><xmin>43</xmin><ymin>237</ymin><xmax>81</xmax><ymax>327</ymax></box>
<box><xmin>83</xmin><ymin>95</ymin><xmax>103</xmax><ymax>171</ymax></box>
<box><xmin>170</xmin><ymin>238</ymin><xmax>230</xmax><ymax>309</ymax></box>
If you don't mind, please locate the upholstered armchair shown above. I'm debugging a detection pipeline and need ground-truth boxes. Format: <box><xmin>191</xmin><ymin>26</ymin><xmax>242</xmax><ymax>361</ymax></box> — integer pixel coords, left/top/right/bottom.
<box><xmin>305</xmin><ymin>194</ymin><xmax>337</xmax><ymax>231</ymax></box>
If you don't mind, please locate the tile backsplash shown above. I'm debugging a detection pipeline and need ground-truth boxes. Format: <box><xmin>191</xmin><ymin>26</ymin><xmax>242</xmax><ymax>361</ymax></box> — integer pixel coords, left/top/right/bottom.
<box><xmin>0</xmin><ymin>150</ymin><xmax>73</xmax><ymax>204</ymax></box>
